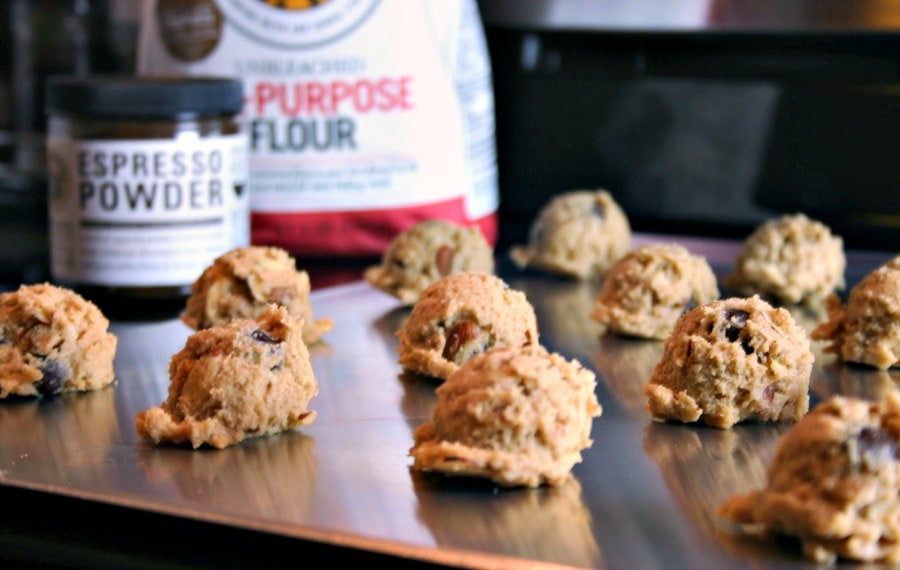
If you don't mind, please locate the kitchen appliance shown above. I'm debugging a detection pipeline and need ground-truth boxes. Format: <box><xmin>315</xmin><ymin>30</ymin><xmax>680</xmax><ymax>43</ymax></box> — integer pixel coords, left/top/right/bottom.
<box><xmin>478</xmin><ymin>0</ymin><xmax>900</xmax><ymax>252</ymax></box>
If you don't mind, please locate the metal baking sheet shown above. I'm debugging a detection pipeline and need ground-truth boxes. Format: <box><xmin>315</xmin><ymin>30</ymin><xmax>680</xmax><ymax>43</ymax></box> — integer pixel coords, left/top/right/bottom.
<box><xmin>0</xmin><ymin>234</ymin><xmax>895</xmax><ymax>569</ymax></box>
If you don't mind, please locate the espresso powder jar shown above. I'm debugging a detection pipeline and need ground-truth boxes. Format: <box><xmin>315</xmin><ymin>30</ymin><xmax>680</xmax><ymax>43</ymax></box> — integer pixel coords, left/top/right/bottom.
<box><xmin>45</xmin><ymin>75</ymin><xmax>248</xmax><ymax>320</ymax></box>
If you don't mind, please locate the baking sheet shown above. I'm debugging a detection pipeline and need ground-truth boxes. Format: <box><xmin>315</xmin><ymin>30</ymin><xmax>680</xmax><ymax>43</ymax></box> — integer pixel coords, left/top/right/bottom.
<box><xmin>0</xmin><ymin>234</ymin><xmax>896</xmax><ymax>569</ymax></box>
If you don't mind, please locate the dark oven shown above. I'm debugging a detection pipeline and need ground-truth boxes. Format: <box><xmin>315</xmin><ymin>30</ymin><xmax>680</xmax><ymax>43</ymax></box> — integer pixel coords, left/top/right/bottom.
<box><xmin>478</xmin><ymin>0</ymin><xmax>900</xmax><ymax>252</ymax></box>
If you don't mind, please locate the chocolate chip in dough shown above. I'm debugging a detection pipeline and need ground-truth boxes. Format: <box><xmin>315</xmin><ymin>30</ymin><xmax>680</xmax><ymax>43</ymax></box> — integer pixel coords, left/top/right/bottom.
<box><xmin>251</xmin><ymin>329</ymin><xmax>280</xmax><ymax>344</ymax></box>
<box><xmin>723</xmin><ymin>309</ymin><xmax>749</xmax><ymax>341</ymax></box>
<box><xmin>36</xmin><ymin>360</ymin><xmax>66</xmax><ymax>396</ymax></box>
<box><xmin>851</xmin><ymin>426</ymin><xmax>898</xmax><ymax>469</ymax></box>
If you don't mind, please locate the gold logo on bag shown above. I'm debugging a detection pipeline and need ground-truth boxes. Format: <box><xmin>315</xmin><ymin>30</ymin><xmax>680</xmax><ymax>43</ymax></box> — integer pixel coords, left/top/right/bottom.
<box><xmin>262</xmin><ymin>0</ymin><xmax>330</xmax><ymax>9</ymax></box>
<box><xmin>155</xmin><ymin>0</ymin><xmax>224</xmax><ymax>62</ymax></box>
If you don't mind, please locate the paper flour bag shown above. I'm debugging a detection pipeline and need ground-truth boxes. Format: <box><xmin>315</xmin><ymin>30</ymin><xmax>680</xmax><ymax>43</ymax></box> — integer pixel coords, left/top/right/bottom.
<box><xmin>137</xmin><ymin>0</ymin><xmax>499</xmax><ymax>258</ymax></box>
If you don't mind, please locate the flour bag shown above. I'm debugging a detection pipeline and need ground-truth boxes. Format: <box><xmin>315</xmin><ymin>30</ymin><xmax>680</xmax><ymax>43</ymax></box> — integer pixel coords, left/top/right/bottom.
<box><xmin>137</xmin><ymin>0</ymin><xmax>499</xmax><ymax>257</ymax></box>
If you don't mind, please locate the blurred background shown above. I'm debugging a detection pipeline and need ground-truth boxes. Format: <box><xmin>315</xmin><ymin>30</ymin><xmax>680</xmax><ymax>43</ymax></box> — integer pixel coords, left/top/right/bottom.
<box><xmin>0</xmin><ymin>0</ymin><xmax>137</xmax><ymax>284</ymax></box>
<box><xmin>479</xmin><ymin>0</ymin><xmax>900</xmax><ymax>251</ymax></box>
<box><xmin>2</xmin><ymin>0</ymin><xmax>898</xmax><ymax>285</ymax></box>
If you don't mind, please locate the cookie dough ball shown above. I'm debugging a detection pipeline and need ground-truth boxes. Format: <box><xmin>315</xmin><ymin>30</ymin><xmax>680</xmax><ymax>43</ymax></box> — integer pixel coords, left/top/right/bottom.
<box><xmin>812</xmin><ymin>255</ymin><xmax>900</xmax><ymax>370</ymax></box>
<box><xmin>718</xmin><ymin>392</ymin><xmax>900</xmax><ymax>564</ymax></box>
<box><xmin>136</xmin><ymin>305</ymin><xmax>318</xmax><ymax>449</ymax></box>
<box><xmin>364</xmin><ymin>219</ymin><xmax>495</xmax><ymax>305</ymax></box>
<box><xmin>590</xmin><ymin>243</ymin><xmax>720</xmax><ymax>339</ymax></box>
<box><xmin>181</xmin><ymin>245</ymin><xmax>333</xmax><ymax>344</ymax></box>
<box><xmin>397</xmin><ymin>272</ymin><xmax>539</xmax><ymax>381</ymax></box>
<box><xmin>410</xmin><ymin>344</ymin><xmax>602</xmax><ymax>487</ymax></box>
<box><xmin>644</xmin><ymin>295</ymin><xmax>813</xmax><ymax>429</ymax></box>
<box><xmin>725</xmin><ymin>213</ymin><xmax>846</xmax><ymax>306</ymax></box>
<box><xmin>0</xmin><ymin>283</ymin><xmax>117</xmax><ymax>398</ymax></box>
<box><xmin>510</xmin><ymin>189</ymin><xmax>632</xmax><ymax>280</ymax></box>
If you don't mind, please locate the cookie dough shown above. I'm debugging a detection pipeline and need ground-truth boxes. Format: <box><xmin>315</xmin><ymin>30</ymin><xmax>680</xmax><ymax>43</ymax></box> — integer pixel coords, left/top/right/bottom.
<box><xmin>136</xmin><ymin>304</ymin><xmax>318</xmax><ymax>449</ymax></box>
<box><xmin>725</xmin><ymin>213</ymin><xmax>846</xmax><ymax>307</ymax></box>
<box><xmin>181</xmin><ymin>245</ymin><xmax>333</xmax><ymax>344</ymax></box>
<box><xmin>409</xmin><ymin>344</ymin><xmax>602</xmax><ymax>487</ymax></box>
<box><xmin>812</xmin><ymin>255</ymin><xmax>900</xmax><ymax>370</ymax></box>
<box><xmin>510</xmin><ymin>189</ymin><xmax>632</xmax><ymax>280</ymax></box>
<box><xmin>396</xmin><ymin>272</ymin><xmax>540</xmax><ymax>381</ymax></box>
<box><xmin>718</xmin><ymin>392</ymin><xmax>900</xmax><ymax>564</ymax></box>
<box><xmin>590</xmin><ymin>242</ymin><xmax>720</xmax><ymax>339</ymax></box>
<box><xmin>364</xmin><ymin>219</ymin><xmax>495</xmax><ymax>305</ymax></box>
<box><xmin>0</xmin><ymin>283</ymin><xmax>117</xmax><ymax>398</ymax></box>
<box><xmin>644</xmin><ymin>295</ymin><xmax>813</xmax><ymax>429</ymax></box>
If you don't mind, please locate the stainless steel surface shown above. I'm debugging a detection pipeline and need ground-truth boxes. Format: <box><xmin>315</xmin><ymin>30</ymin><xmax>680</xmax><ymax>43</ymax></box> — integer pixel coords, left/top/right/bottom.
<box><xmin>0</xmin><ymin>234</ymin><xmax>896</xmax><ymax>569</ymax></box>
<box><xmin>478</xmin><ymin>0</ymin><xmax>900</xmax><ymax>32</ymax></box>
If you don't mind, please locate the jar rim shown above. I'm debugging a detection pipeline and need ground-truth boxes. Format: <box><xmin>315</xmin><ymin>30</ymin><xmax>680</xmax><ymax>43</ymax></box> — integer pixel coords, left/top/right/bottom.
<box><xmin>45</xmin><ymin>75</ymin><xmax>244</xmax><ymax>119</ymax></box>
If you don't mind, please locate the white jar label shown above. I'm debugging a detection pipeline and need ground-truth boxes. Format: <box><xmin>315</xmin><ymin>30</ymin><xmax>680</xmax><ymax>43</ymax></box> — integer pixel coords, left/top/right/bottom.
<box><xmin>47</xmin><ymin>133</ymin><xmax>249</xmax><ymax>286</ymax></box>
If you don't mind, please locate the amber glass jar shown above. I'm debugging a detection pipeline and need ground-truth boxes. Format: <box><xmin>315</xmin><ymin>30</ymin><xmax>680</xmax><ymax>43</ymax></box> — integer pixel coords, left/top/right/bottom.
<box><xmin>44</xmin><ymin>75</ymin><xmax>248</xmax><ymax>320</ymax></box>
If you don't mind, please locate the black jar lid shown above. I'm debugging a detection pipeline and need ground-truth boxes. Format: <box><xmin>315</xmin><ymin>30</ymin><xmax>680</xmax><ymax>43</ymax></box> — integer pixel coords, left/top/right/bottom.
<box><xmin>45</xmin><ymin>75</ymin><xmax>244</xmax><ymax>120</ymax></box>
